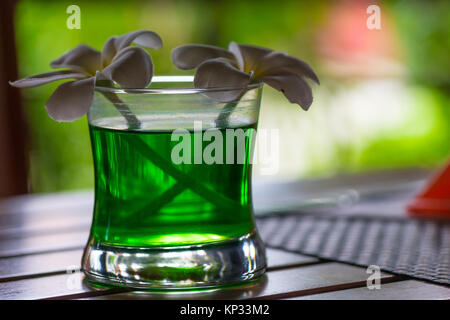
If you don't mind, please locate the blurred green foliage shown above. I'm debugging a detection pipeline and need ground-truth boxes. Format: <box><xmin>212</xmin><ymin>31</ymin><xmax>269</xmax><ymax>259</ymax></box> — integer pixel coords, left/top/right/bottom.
<box><xmin>14</xmin><ymin>0</ymin><xmax>450</xmax><ymax>192</ymax></box>
<box><xmin>391</xmin><ymin>0</ymin><xmax>450</xmax><ymax>90</ymax></box>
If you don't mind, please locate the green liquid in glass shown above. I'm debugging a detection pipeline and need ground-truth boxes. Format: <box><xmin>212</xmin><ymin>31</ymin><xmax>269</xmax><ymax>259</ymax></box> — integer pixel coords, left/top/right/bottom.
<box><xmin>89</xmin><ymin>123</ymin><xmax>257</xmax><ymax>247</ymax></box>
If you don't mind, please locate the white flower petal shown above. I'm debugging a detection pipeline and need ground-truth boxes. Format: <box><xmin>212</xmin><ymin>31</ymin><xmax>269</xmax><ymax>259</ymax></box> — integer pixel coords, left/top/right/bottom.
<box><xmin>256</xmin><ymin>51</ymin><xmax>320</xmax><ymax>84</ymax></box>
<box><xmin>10</xmin><ymin>70</ymin><xmax>85</xmax><ymax>88</ymax></box>
<box><xmin>45</xmin><ymin>77</ymin><xmax>96</xmax><ymax>122</ymax></box>
<box><xmin>260</xmin><ymin>73</ymin><xmax>313</xmax><ymax>110</ymax></box>
<box><xmin>102</xmin><ymin>46</ymin><xmax>153</xmax><ymax>88</ymax></box>
<box><xmin>236</xmin><ymin>43</ymin><xmax>272</xmax><ymax>73</ymax></box>
<box><xmin>172</xmin><ymin>44</ymin><xmax>236</xmax><ymax>70</ymax></box>
<box><xmin>228</xmin><ymin>42</ymin><xmax>244</xmax><ymax>71</ymax></box>
<box><xmin>117</xmin><ymin>30</ymin><xmax>163</xmax><ymax>50</ymax></box>
<box><xmin>101</xmin><ymin>37</ymin><xmax>118</xmax><ymax>68</ymax></box>
<box><xmin>194</xmin><ymin>59</ymin><xmax>251</xmax><ymax>102</ymax></box>
<box><xmin>50</xmin><ymin>44</ymin><xmax>101</xmax><ymax>75</ymax></box>
<box><xmin>101</xmin><ymin>30</ymin><xmax>162</xmax><ymax>67</ymax></box>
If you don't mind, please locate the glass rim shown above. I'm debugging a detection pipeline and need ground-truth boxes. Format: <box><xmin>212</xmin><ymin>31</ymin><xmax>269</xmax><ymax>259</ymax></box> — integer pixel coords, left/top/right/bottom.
<box><xmin>94</xmin><ymin>75</ymin><xmax>263</xmax><ymax>94</ymax></box>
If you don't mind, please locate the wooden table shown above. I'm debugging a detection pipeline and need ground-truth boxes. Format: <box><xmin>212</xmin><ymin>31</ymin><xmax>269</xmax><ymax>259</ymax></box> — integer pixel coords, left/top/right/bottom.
<box><xmin>0</xmin><ymin>171</ymin><xmax>449</xmax><ymax>300</ymax></box>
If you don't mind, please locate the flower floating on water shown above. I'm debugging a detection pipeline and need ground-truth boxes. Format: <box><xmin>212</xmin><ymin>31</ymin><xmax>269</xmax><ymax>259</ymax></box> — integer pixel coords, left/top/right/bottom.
<box><xmin>10</xmin><ymin>30</ymin><xmax>162</xmax><ymax>122</ymax></box>
<box><xmin>172</xmin><ymin>43</ymin><xmax>319</xmax><ymax>110</ymax></box>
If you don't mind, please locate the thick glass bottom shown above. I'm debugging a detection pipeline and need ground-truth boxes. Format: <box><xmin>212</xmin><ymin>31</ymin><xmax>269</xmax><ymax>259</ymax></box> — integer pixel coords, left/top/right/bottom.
<box><xmin>81</xmin><ymin>231</ymin><xmax>267</xmax><ymax>290</ymax></box>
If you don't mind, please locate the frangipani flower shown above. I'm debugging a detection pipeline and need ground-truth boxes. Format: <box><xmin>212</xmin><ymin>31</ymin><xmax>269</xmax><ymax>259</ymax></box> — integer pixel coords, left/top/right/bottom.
<box><xmin>172</xmin><ymin>42</ymin><xmax>319</xmax><ymax>110</ymax></box>
<box><xmin>10</xmin><ymin>30</ymin><xmax>162</xmax><ymax>122</ymax></box>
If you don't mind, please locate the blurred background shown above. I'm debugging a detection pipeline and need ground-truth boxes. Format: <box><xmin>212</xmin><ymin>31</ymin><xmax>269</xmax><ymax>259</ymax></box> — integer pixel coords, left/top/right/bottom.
<box><xmin>3</xmin><ymin>0</ymin><xmax>450</xmax><ymax>195</ymax></box>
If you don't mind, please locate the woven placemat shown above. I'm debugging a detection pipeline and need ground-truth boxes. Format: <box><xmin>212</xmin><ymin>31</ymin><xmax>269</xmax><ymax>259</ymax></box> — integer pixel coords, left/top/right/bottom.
<box><xmin>256</xmin><ymin>214</ymin><xmax>450</xmax><ymax>285</ymax></box>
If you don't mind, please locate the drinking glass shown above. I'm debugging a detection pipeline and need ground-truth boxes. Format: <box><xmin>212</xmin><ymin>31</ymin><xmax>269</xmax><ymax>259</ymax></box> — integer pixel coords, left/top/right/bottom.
<box><xmin>82</xmin><ymin>76</ymin><xmax>267</xmax><ymax>289</ymax></box>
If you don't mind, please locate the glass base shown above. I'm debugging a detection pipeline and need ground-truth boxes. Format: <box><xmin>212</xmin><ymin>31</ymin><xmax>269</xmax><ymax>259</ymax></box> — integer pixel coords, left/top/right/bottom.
<box><xmin>81</xmin><ymin>231</ymin><xmax>267</xmax><ymax>290</ymax></box>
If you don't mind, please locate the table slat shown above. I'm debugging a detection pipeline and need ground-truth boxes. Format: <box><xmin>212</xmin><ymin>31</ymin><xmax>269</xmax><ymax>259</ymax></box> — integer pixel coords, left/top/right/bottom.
<box><xmin>288</xmin><ymin>280</ymin><xmax>450</xmax><ymax>300</ymax></box>
<box><xmin>266</xmin><ymin>248</ymin><xmax>319</xmax><ymax>269</ymax></box>
<box><xmin>0</xmin><ymin>249</ymin><xmax>83</xmax><ymax>281</ymax></box>
<box><xmin>0</xmin><ymin>231</ymin><xmax>88</xmax><ymax>258</ymax></box>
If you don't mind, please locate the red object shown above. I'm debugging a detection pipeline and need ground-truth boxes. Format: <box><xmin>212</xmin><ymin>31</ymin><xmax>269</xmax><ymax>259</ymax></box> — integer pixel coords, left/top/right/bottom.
<box><xmin>407</xmin><ymin>162</ymin><xmax>450</xmax><ymax>217</ymax></box>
